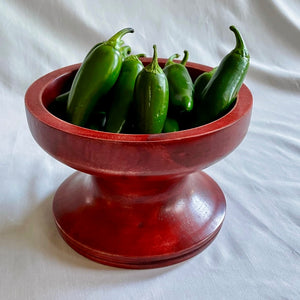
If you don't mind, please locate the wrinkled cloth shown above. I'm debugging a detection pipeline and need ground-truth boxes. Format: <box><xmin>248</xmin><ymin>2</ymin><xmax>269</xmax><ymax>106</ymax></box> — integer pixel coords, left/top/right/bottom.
<box><xmin>0</xmin><ymin>0</ymin><xmax>299</xmax><ymax>299</ymax></box>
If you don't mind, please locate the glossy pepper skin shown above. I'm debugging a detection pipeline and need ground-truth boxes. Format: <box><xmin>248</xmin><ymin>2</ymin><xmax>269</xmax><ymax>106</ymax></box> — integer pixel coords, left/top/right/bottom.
<box><xmin>196</xmin><ymin>26</ymin><xmax>250</xmax><ymax>125</ymax></box>
<box><xmin>66</xmin><ymin>27</ymin><xmax>134</xmax><ymax>126</ymax></box>
<box><xmin>105</xmin><ymin>54</ymin><xmax>145</xmax><ymax>133</ymax></box>
<box><xmin>134</xmin><ymin>45</ymin><xmax>169</xmax><ymax>134</ymax></box>
<box><xmin>163</xmin><ymin>50</ymin><xmax>194</xmax><ymax>112</ymax></box>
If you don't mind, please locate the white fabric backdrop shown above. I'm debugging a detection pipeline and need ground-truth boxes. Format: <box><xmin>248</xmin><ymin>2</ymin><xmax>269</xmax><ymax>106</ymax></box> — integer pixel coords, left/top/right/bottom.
<box><xmin>1</xmin><ymin>0</ymin><xmax>299</xmax><ymax>299</ymax></box>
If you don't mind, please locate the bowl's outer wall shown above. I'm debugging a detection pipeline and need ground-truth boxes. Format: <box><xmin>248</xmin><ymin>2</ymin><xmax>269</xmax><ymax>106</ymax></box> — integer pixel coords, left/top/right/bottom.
<box><xmin>25</xmin><ymin>60</ymin><xmax>253</xmax><ymax>177</ymax></box>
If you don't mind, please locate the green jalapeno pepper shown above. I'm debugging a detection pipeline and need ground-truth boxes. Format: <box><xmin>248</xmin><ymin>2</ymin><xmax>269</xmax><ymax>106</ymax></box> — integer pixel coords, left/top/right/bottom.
<box><xmin>50</xmin><ymin>44</ymin><xmax>130</xmax><ymax>127</ymax></box>
<box><xmin>193</xmin><ymin>67</ymin><xmax>217</xmax><ymax>104</ymax></box>
<box><xmin>190</xmin><ymin>67</ymin><xmax>217</xmax><ymax>127</ymax></box>
<box><xmin>196</xmin><ymin>25</ymin><xmax>250</xmax><ymax>125</ymax></box>
<box><xmin>163</xmin><ymin>117</ymin><xmax>179</xmax><ymax>133</ymax></box>
<box><xmin>66</xmin><ymin>27</ymin><xmax>134</xmax><ymax>126</ymax></box>
<box><xmin>163</xmin><ymin>50</ymin><xmax>194</xmax><ymax>112</ymax></box>
<box><xmin>134</xmin><ymin>45</ymin><xmax>169</xmax><ymax>134</ymax></box>
<box><xmin>105</xmin><ymin>54</ymin><xmax>145</xmax><ymax>133</ymax></box>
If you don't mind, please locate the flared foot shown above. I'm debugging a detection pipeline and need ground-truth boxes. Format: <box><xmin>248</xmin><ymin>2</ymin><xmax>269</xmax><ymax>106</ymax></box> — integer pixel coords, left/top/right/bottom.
<box><xmin>53</xmin><ymin>171</ymin><xmax>226</xmax><ymax>269</ymax></box>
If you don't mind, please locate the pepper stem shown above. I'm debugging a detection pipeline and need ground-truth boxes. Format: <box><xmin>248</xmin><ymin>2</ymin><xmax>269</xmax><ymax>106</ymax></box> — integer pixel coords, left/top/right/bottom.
<box><xmin>180</xmin><ymin>50</ymin><xmax>189</xmax><ymax>66</ymax></box>
<box><xmin>124</xmin><ymin>53</ymin><xmax>146</xmax><ymax>62</ymax></box>
<box><xmin>107</xmin><ymin>27</ymin><xmax>134</xmax><ymax>48</ymax></box>
<box><xmin>145</xmin><ymin>45</ymin><xmax>163</xmax><ymax>73</ymax></box>
<box><xmin>165</xmin><ymin>53</ymin><xmax>180</xmax><ymax>67</ymax></box>
<box><xmin>229</xmin><ymin>26</ymin><xmax>249</xmax><ymax>58</ymax></box>
<box><xmin>152</xmin><ymin>44</ymin><xmax>158</xmax><ymax>62</ymax></box>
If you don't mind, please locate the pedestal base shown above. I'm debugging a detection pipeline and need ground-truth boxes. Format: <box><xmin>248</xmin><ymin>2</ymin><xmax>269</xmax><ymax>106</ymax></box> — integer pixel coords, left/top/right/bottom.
<box><xmin>53</xmin><ymin>171</ymin><xmax>226</xmax><ymax>269</ymax></box>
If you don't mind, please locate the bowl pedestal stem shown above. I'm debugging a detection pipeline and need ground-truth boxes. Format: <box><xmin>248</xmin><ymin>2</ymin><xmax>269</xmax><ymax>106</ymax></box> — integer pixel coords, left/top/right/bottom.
<box><xmin>53</xmin><ymin>170</ymin><xmax>226</xmax><ymax>269</ymax></box>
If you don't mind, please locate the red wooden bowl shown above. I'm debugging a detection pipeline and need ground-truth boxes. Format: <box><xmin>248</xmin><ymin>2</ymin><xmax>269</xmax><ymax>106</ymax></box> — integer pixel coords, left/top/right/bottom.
<box><xmin>25</xmin><ymin>58</ymin><xmax>252</xmax><ymax>269</ymax></box>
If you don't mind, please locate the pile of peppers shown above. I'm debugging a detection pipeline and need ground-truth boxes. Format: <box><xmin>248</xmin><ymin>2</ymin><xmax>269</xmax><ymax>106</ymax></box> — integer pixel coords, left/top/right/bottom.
<box><xmin>48</xmin><ymin>26</ymin><xmax>250</xmax><ymax>134</ymax></box>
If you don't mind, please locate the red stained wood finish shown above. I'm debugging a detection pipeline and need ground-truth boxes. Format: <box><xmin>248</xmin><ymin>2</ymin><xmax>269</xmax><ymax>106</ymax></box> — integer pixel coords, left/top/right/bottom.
<box><xmin>25</xmin><ymin>58</ymin><xmax>253</xmax><ymax>269</ymax></box>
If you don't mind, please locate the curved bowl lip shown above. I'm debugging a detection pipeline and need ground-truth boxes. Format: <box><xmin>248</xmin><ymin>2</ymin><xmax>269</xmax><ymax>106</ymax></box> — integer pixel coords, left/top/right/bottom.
<box><xmin>25</xmin><ymin>58</ymin><xmax>253</xmax><ymax>143</ymax></box>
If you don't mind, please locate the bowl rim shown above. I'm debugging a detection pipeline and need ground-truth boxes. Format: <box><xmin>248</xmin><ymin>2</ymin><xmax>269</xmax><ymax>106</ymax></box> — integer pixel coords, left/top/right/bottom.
<box><xmin>25</xmin><ymin>59</ymin><xmax>253</xmax><ymax>143</ymax></box>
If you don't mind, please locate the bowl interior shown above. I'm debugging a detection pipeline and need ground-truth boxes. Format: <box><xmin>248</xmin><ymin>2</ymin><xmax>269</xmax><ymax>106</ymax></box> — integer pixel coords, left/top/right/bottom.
<box><xmin>38</xmin><ymin>58</ymin><xmax>245</xmax><ymax>141</ymax></box>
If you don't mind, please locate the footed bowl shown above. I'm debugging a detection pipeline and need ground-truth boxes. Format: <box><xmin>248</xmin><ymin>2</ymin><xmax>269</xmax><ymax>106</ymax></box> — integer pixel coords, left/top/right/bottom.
<box><xmin>25</xmin><ymin>58</ymin><xmax>252</xmax><ymax>269</ymax></box>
